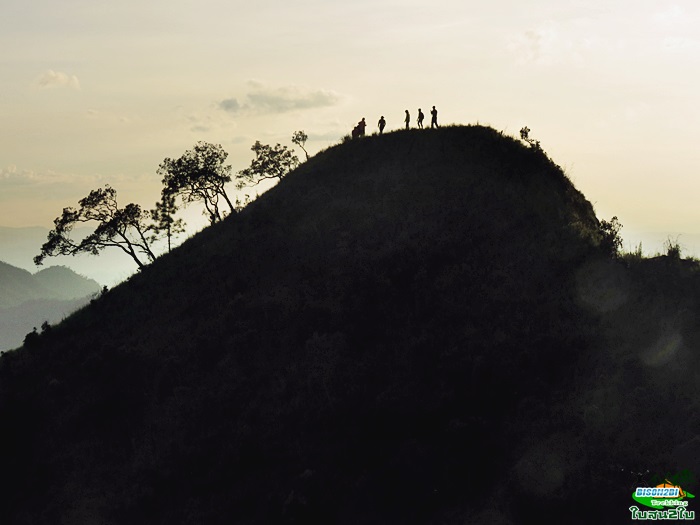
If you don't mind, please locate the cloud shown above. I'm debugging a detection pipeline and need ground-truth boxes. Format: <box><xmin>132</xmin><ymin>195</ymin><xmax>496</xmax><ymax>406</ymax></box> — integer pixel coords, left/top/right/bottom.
<box><xmin>0</xmin><ymin>165</ymin><xmax>92</xmax><ymax>189</ymax></box>
<box><xmin>36</xmin><ymin>70</ymin><xmax>81</xmax><ymax>90</ymax></box>
<box><xmin>0</xmin><ymin>165</ymin><xmax>40</xmax><ymax>185</ymax></box>
<box><xmin>507</xmin><ymin>21</ymin><xmax>579</xmax><ymax>66</ymax></box>
<box><xmin>219</xmin><ymin>82</ymin><xmax>341</xmax><ymax>115</ymax></box>
<box><xmin>663</xmin><ymin>36</ymin><xmax>700</xmax><ymax>52</ymax></box>
<box><xmin>185</xmin><ymin>113</ymin><xmax>220</xmax><ymax>134</ymax></box>
<box><xmin>220</xmin><ymin>98</ymin><xmax>241</xmax><ymax>113</ymax></box>
<box><xmin>247</xmin><ymin>87</ymin><xmax>339</xmax><ymax>113</ymax></box>
<box><xmin>652</xmin><ymin>5</ymin><xmax>685</xmax><ymax>26</ymax></box>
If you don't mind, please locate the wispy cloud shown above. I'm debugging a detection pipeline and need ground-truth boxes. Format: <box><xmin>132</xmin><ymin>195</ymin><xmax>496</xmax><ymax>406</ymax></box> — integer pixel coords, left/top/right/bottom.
<box><xmin>0</xmin><ymin>165</ymin><xmax>42</xmax><ymax>185</ymax></box>
<box><xmin>652</xmin><ymin>5</ymin><xmax>685</xmax><ymax>26</ymax></box>
<box><xmin>507</xmin><ymin>20</ymin><xmax>581</xmax><ymax>66</ymax></box>
<box><xmin>219</xmin><ymin>81</ymin><xmax>341</xmax><ymax>115</ymax></box>
<box><xmin>0</xmin><ymin>165</ymin><xmax>94</xmax><ymax>190</ymax></box>
<box><xmin>509</xmin><ymin>6</ymin><xmax>700</xmax><ymax>68</ymax></box>
<box><xmin>219</xmin><ymin>98</ymin><xmax>241</xmax><ymax>113</ymax></box>
<box><xmin>36</xmin><ymin>69</ymin><xmax>81</xmax><ymax>90</ymax></box>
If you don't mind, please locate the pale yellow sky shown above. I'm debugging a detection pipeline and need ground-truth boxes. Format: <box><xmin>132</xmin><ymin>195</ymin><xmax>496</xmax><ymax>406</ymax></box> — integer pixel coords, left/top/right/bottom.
<box><xmin>2</xmin><ymin>0</ymin><xmax>699</xmax><ymax>255</ymax></box>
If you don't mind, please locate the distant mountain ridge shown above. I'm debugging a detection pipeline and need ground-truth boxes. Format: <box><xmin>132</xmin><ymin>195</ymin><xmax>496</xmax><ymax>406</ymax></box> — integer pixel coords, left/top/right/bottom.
<box><xmin>0</xmin><ymin>226</ymin><xmax>138</xmax><ymax>286</ymax></box>
<box><xmin>0</xmin><ymin>261</ymin><xmax>100</xmax><ymax>350</ymax></box>
<box><xmin>0</xmin><ymin>261</ymin><xmax>100</xmax><ymax>308</ymax></box>
<box><xmin>0</xmin><ymin>260</ymin><xmax>48</xmax><ymax>308</ymax></box>
<box><xmin>33</xmin><ymin>265</ymin><xmax>103</xmax><ymax>302</ymax></box>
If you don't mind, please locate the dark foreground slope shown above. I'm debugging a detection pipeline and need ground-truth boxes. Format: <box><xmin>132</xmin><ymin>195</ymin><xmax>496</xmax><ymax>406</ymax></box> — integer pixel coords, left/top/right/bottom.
<box><xmin>1</xmin><ymin>126</ymin><xmax>697</xmax><ymax>524</ymax></box>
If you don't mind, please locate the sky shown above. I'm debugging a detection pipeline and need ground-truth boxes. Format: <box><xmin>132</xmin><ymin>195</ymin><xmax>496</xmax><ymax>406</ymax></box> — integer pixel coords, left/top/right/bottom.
<box><xmin>2</xmin><ymin>0</ymin><xmax>700</xmax><ymax>260</ymax></box>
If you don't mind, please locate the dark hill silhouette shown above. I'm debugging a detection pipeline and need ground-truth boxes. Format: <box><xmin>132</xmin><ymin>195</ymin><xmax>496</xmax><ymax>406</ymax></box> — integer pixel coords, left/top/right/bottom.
<box><xmin>1</xmin><ymin>126</ymin><xmax>697</xmax><ymax>524</ymax></box>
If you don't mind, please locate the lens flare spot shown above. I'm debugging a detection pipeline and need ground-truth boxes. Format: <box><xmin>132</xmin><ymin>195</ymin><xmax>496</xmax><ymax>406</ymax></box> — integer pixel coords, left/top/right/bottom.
<box><xmin>641</xmin><ymin>332</ymin><xmax>682</xmax><ymax>367</ymax></box>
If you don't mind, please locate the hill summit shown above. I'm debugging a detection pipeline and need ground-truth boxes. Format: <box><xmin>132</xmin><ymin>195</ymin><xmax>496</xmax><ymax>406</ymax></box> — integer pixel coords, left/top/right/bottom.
<box><xmin>3</xmin><ymin>126</ymin><xmax>691</xmax><ymax>524</ymax></box>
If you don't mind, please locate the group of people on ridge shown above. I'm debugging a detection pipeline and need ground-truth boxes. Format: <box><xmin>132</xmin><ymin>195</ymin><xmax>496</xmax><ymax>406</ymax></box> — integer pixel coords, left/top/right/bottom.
<box><xmin>352</xmin><ymin>106</ymin><xmax>439</xmax><ymax>138</ymax></box>
<box><xmin>404</xmin><ymin>106</ymin><xmax>439</xmax><ymax>130</ymax></box>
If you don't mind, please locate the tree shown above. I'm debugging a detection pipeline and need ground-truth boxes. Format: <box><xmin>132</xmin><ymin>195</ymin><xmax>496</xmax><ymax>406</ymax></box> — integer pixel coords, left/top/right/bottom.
<box><xmin>150</xmin><ymin>193</ymin><xmax>185</xmax><ymax>253</ymax></box>
<box><xmin>237</xmin><ymin>141</ymin><xmax>299</xmax><ymax>188</ymax></box>
<box><xmin>292</xmin><ymin>130</ymin><xmax>309</xmax><ymax>161</ymax></box>
<box><xmin>158</xmin><ymin>142</ymin><xmax>235</xmax><ymax>224</ymax></box>
<box><xmin>599</xmin><ymin>216</ymin><xmax>623</xmax><ymax>259</ymax></box>
<box><xmin>35</xmin><ymin>186</ymin><xmax>157</xmax><ymax>269</ymax></box>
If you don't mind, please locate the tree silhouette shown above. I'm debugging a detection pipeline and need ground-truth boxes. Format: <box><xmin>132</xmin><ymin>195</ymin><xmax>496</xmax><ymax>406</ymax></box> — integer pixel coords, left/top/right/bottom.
<box><xmin>237</xmin><ymin>141</ymin><xmax>299</xmax><ymax>188</ymax></box>
<box><xmin>35</xmin><ymin>185</ymin><xmax>157</xmax><ymax>269</ymax></box>
<box><xmin>150</xmin><ymin>193</ymin><xmax>185</xmax><ymax>253</ymax></box>
<box><xmin>158</xmin><ymin>142</ymin><xmax>235</xmax><ymax>224</ymax></box>
<box><xmin>292</xmin><ymin>130</ymin><xmax>310</xmax><ymax>161</ymax></box>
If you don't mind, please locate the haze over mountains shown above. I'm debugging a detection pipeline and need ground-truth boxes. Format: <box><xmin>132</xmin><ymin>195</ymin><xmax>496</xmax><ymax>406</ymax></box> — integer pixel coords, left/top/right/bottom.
<box><xmin>0</xmin><ymin>226</ymin><xmax>139</xmax><ymax>286</ymax></box>
<box><xmin>1</xmin><ymin>126</ymin><xmax>698</xmax><ymax>524</ymax></box>
<box><xmin>0</xmin><ymin>261</ymin><xmax>101</xmax><ymax>351</ymax></box>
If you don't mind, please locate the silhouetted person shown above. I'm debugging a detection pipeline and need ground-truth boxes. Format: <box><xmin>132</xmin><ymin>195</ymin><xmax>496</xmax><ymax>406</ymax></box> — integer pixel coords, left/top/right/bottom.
<box><xmin>357</xmin><ymin>118</ymin><xmax>366</xmax><ymax>137</ymax></box>
<box><xmin>520</xmin><ymin>126</ymin><xmax>530</xmax><ymax>140</ymax></box>
<box><xmin>404</xmin><ymin>110</ymin><xmax>410</xmax><ymax>129</ymax></box>
<box><xmin>378</xmin><ymin>116</ymin><xmax>386</xmax><ymax>134</ymax></box>
<box><xmin>417</xmin><ymin>108</ymin><xmax>424</xmax><ymax>129</ymax></box>
<box><xmin>430</xmin><ymin>106</ymin><xmax>438</xmax><ymax>128</ymax></box>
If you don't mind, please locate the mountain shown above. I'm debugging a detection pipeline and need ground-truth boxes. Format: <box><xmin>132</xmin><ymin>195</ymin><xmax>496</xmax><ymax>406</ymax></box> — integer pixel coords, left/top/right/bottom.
<box><xmin>1</xmin><ymin>126</ymin><xmax>698</xmax><ymax>524</ymax></box>
<box><xmin>0</xmin><ymin>226</ymin><xmax>139</xmax><ymax>286</ymax></box>
<box><xmin>0</xmin><ymin>261</ymin><xmax>101</xmax><ymax>308</ymax></box>
<box><xmin>33</xmin><ymin>265</ymin><xmax>104</xmax><ymax>301</ymax></box>
<box><xmin>0</xmin><ymin>261</ymin><xmax>101</xmax><ymax>350</ymax></box>
<box><xmin>0</xmin><ymin>260</ymin><xmax>49</xmax><ymax>308</ymax></box>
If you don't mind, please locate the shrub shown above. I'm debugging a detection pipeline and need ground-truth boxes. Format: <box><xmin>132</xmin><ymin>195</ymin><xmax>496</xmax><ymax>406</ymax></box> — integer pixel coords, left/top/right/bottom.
<box><xmin>622</xmin><ymin>242</ymin><xmax>644</xmax><ymax>266</ymax></box>
<box><xmin>664</xmin><ymin>236</ymin><xmax>682</xmax><ymax>261</ymax></box>
<box><xmin>599</xmin><ymin>216</ymin><xmax>623</xmax><ymax>259</ymax></box>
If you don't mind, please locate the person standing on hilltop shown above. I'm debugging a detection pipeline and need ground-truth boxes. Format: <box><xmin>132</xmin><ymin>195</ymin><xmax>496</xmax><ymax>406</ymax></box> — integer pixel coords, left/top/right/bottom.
<box><xmin>378</xmin><ymin>116</ymin><xmax>386</xmax><ymax>134</ymax></box>
<box><xmin>357</xmin><ymin>118</ymin><xmax>366</xmax><ymax>137</ymax></box>
<box><xmin>417</xmin><ymin>108</ymin><xmax>425</xmax><ymax>129</ymax></box>
<box><xmin>430</xmin><ymin>106</ymin><xmax>439</xmax><ymax>128</ymax></box>
<box><xmin>404</xmin><ymin>109</ymin><xmax>410</xmax><ymax>129</ymax></box>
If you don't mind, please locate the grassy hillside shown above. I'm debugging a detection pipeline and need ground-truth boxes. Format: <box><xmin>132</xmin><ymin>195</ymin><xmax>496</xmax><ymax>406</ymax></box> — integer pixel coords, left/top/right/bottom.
<box><xmin>0</xmin><ymin>297</ymin><xmax>95</xmax><ymax>352</ymax></box>
<box><xmin>1</xmin><ymin>126</ymin><xmax>697</xmax><ymax>524</ymax></box>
